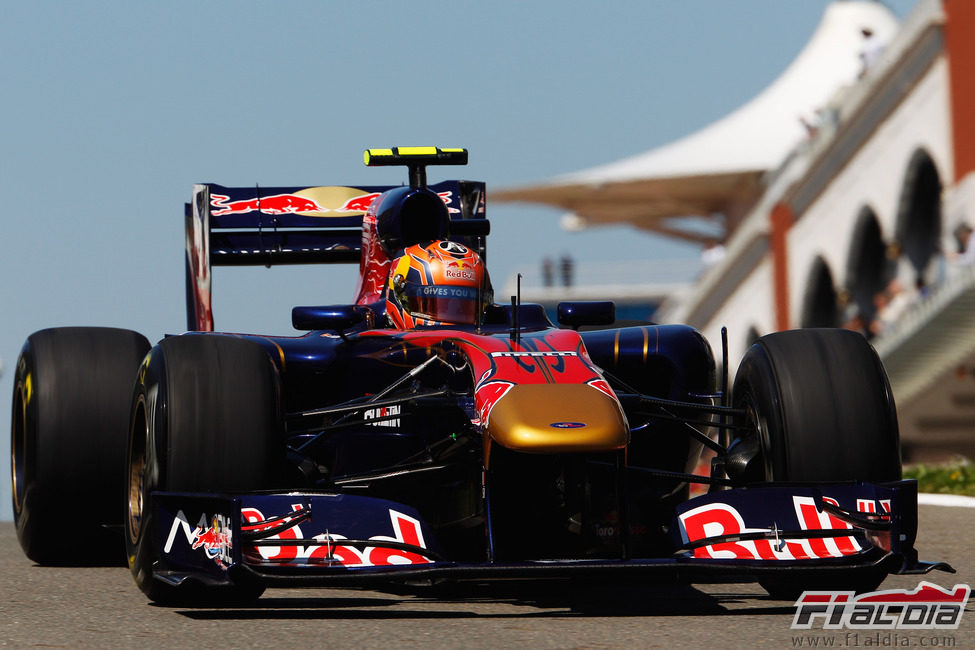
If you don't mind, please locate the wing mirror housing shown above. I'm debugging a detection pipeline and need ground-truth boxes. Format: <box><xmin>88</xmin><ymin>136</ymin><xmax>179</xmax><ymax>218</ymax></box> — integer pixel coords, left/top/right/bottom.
<box><xmin>292</xmin><ymin>305</ymin><xmax>375</xmax><ymax>332</ymax></box>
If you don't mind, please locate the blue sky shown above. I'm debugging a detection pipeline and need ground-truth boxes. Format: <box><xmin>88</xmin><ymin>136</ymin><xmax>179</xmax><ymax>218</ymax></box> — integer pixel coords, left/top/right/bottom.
<box><xmin>0</xmin><ymin>1</ymin><xmax>917</xmax><ymax>520</ymax></box>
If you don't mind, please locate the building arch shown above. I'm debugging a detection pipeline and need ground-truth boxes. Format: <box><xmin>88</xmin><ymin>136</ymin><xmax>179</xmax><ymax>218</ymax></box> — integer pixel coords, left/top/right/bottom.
<box><xmin>845</xmin><ymin>207</ymin><xmax>892</xmax><ymax>328</ymax></box>
<box><xmin>801</xmin><ymin>256</ymin><xmax>839</xmax><ymax>328</ymax></box>
<box><xmin>895</xmin><ymin>148</ymin><xmax>943</xmax><ymax>288</ymax></box>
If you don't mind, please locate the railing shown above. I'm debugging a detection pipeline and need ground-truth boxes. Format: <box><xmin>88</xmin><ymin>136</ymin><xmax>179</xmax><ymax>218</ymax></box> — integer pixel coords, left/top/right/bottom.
<box><xmin>873</xmin><ymin>261</ymin><xmax>975</xmax><ymax>404</ymax></box>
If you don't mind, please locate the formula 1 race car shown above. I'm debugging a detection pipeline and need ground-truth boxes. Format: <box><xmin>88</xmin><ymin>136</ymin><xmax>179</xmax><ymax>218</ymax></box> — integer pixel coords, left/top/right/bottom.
<box><xmin>11</xmin><ymin>147</ymin><xmax>952</xmax><ymax>604</ymax></box>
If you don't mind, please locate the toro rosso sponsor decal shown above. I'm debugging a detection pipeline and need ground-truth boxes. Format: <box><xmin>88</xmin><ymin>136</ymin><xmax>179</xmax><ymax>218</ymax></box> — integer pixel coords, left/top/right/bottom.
<box><xmin>678</xmin><ymin>495</ymin><xmax>891</xmax><ymax>560</ymax></box>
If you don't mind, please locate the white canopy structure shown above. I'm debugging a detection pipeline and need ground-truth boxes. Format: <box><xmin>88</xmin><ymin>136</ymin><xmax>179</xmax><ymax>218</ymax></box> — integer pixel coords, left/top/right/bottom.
<box><xmin>492</xmin><ymin>1</ymin><xmax>899</xmax><ymax>244</ymax></box>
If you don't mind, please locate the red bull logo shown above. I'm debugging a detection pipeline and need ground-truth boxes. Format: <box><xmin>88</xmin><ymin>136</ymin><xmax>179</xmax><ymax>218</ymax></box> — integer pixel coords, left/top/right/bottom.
<box><xmin>445</xmin><ymin>267</ymin><xmax>476</xmax><ymax>281</ymax></box>
<box><xmin>240</xmin><ymin>505</ymin><xmax>430</xmax><ymax>567</ymax></box>
<box><xmin>335</xmin><ymin>191</ymin><xmax>457</xmax><ymax>214</ymax></box>
<box><xmin>677</xmin><ymin>495</ymin><xmax>888</xmax><ymax>560</ymax></box>
<box><xmin>164</xmin><ymin>511</ymin><xmax>233</xmax><ymax>568</ymax></box>
<box><xmin>209</xmin><ymin>190</ymin><xmax>457</xmax><ymax>216</ymax></box>
<box><xmin>210</xmin><ymin>193</ymin><xmax>330</xmax><ymax>216</ymax></box>
<box><xmin>337</xmin><ymin>192</ymin><xmax>381</xmax><ymax>213</ymax></box>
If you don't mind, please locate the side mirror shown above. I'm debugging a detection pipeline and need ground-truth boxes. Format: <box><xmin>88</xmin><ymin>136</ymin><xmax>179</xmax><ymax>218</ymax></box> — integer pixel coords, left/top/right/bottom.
<box><xmin>292</xmin><ymin>305</ymin><xmax>374</xmax><ymax>332</ymax></box>
<box><xmin>557</xmin><ymin>301</ymin><xmax>616</xmax><ymax>329</ymax></box>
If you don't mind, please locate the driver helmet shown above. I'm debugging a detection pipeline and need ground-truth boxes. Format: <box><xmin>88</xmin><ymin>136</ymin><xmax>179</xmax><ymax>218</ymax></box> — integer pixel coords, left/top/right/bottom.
<box><xmin>386</xmin><ymin>240</ymin><xmax>492</xmax><ymax>328</ymax></box>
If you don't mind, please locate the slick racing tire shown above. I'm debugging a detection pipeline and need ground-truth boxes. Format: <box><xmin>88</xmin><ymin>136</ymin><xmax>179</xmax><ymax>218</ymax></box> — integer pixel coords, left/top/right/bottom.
<box><xmin>12</xmin><ymin>327</ymin><xmax>150</xmax><ymax>565</ymax></box>
<box><xmin>731</xmin><ymin>328</ymin><xmax>901</xmax><ymax>599</ymax></box>
<box><xmin>732</xmin><ymin>328</ymin><xmax>901</xmax><ymax>483</ymax></box>
<box><xmin>125</xmin><ymin>335</ymin><xmax>282</xmax><ymax>605</ymax></box>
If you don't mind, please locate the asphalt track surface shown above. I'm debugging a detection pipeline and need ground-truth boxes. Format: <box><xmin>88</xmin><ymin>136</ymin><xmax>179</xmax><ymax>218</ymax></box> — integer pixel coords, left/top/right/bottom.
<box><xmin>2</xmin><ymin>504</ymin><xmax>973</xmax><ymax>649</ymax></box>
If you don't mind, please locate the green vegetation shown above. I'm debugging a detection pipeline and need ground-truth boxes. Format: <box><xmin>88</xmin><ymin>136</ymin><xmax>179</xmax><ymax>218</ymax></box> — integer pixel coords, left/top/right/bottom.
<box><xmin>903</xmin><ymin>458</ymin><xmax>975</xmax><ymax>496</ymax></box>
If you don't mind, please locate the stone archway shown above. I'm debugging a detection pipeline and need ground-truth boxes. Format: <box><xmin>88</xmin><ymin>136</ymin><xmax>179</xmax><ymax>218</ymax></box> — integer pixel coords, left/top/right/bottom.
<box><xmin>895</xmin><ymin>148</ymin><xmax>943</xmax><ymax>288</ymax></box>
<box><xmin>845</xmin><ymin>207</ymin><xmax>891</xmax><ymax>327</ymax></box>
<box><xmin>801</xmin><ymin>256</ymin><xmax>839</xmax><ymax>328</ymax></box>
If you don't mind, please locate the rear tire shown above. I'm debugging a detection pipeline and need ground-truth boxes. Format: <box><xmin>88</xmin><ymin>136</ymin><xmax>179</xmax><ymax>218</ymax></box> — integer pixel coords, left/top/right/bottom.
<box><xmin>12</xmin><ymin>327</ymin><xmax>150</xmax><ymax>565</ymax></box>
<box><xmin>731</xmin><ymin>329</ymin><xmax>901</xmax><ymax>599</ymax></box>
<box><xmin>125</xmin><ymin>335</ymin><xmax>282</xmax><ymax>605</ymax></box>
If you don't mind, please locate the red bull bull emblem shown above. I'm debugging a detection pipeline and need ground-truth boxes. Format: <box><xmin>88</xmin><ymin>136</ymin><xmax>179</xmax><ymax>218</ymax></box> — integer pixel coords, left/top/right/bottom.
<box><xmin>209</xmin><ymin>190</ymin><xmax>458</xmax><ymax>216</ymax></box>
<box><xmin>210</xmin><ymin>193</ymin><xmax>330</xmax><ymax>216</ymax></box>
<box><xmin>189</xmin><ymin>514</ymin><xmax>233</xmax><ymax>568</ymax></box>
<box><xmin>337</xmin><ymin>192</ymin><xmax>381</xmax><ymax>213</ymax></box>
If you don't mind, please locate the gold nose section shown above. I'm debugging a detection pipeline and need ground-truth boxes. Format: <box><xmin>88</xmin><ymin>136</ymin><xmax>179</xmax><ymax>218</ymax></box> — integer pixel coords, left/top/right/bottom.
<box><xmin>486</xmin><ymin>384</ymin><xmax>629</xmax><ymax>453</ymax></box>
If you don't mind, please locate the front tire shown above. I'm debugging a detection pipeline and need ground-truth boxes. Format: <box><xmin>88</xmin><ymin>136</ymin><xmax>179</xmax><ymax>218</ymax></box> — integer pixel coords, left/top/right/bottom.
<box><xmin>732</xmin><ymin>328</ymin><xmax>900</xmax><ymax>483</ymax></box>
<box><xmin>731</xmin><ymin>329</ymin><xmax>901</xmax><ymax>599</ymax></box>
<box><xmin>12</xmin><ymin>327</ymin><xmax>150</xmax><ymax>565</ymax></box>
<box><xmin>125</xmin><ymin>335</ymin><xmax>282</xmax><ymax>605</ymax></box>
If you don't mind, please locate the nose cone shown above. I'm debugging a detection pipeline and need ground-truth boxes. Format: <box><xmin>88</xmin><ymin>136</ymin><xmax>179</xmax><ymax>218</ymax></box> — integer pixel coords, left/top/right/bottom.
<box><xmin>486</xmin><ymin>384</ymin><xmax>629</xmax><ymax>453</ymax></box>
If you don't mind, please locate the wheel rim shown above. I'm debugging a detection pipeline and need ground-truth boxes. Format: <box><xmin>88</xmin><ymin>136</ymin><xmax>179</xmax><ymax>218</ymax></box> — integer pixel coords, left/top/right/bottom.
<box><xmin>742</xmin><ymin>401</ymin><xmax>774</xmax><ymax>481</ymax></box>
<box><xmin>11</xmin><ymin>384</ymin><xmax>26</xmax><ymax>515</ymax></box>
<box><xmin>128</xmin><ymin>398</ymin><xmax>148</xmax><ymax>544</ymax></box>
<box><xmin>729</xmin><ymin>391</ymin><xmax>775</xmax><ymax>484</ymax></box>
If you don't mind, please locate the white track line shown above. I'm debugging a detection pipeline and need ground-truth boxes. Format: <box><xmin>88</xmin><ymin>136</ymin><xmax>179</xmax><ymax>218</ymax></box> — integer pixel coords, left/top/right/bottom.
<box><xmin>918</xmin><ymin>493</ymin><xmax>975</xmax><ymax>508</ymax></box>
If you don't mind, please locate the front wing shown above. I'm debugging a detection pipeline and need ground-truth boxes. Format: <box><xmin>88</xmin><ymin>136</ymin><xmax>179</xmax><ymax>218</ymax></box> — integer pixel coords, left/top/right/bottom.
<box><xmin>151</xmin><ymin>481</ymin><xmax>950</xmax><ymax>590</ymax></box>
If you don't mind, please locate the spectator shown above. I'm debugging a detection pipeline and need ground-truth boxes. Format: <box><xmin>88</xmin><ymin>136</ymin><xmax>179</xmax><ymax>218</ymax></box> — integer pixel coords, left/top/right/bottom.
<box><xmin>953</xmin><ymin>223</ymin><xmax>975</xmax><ymax>266</ymax></box>
<box><xmin>560</xmin><ymin>254</ymin><xmax>574</xmax><ymax>288</ymax></box>
<box><xmin>867</xmin><ymin>288</ymin><xmax>888</xmax><ymax>338</ymax></box>
<box><xmin>541</xmin><ymin>257</ymin><xmax>554</xmax><ymax>287</ymax></box>
<box><xmin>870</xmin><ymin>278</ymin><xmax>915</xmax><ymax>337</ymax></box>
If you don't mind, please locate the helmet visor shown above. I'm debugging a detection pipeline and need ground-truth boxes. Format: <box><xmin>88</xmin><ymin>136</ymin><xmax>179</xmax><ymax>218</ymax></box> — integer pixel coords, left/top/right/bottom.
<box><xmin>401</xmin><ymin>283</ymin><xmax>482</xmax><ymax>324</ymax></box>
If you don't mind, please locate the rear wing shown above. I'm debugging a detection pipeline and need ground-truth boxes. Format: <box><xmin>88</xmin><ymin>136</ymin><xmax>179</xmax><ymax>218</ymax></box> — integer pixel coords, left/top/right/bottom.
<box><xmin>185</xmin><ymin>180</ymin><xmax>486</xmax><ymax>331</ymax></box>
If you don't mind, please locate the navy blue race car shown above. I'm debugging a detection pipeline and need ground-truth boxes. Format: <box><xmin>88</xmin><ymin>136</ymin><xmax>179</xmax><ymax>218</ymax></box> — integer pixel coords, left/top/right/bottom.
<box><xmin>10</xmin><ymin>147</ymin><xmax>952</xmax><ymax>604</ymax></box>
